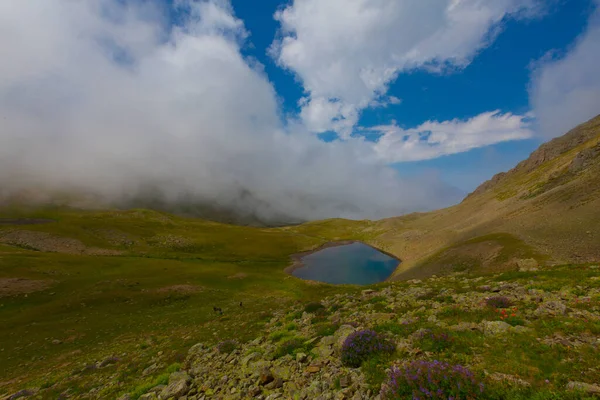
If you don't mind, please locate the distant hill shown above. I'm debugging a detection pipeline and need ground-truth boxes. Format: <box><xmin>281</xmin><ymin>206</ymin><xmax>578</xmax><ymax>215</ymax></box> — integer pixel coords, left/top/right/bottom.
<box><xmin>369</xmin><ymin>114</ymin><xmax>600</xmax><ymax>279</ymax></box>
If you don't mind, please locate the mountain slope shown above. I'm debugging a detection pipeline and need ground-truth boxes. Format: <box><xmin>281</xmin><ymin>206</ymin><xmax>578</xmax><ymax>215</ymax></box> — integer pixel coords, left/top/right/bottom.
<box><xmin>370</xmin><ymin>114</ymin><xmax>600</xmax><ymax>279</ymax></box>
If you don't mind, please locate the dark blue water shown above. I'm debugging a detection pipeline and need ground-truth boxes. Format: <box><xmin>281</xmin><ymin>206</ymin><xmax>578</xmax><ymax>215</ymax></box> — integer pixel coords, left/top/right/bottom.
<box><xmin>292</xmin><ymin>242</ymin><xmax>400</xmax><ymax>285</ymax></box>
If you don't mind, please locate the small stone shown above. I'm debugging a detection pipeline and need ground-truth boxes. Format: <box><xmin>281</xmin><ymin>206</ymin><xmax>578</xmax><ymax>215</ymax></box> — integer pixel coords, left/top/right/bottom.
<box><xmin>450</xmin><ymin>322</ymin><xmax>480</xmax><ymax>332</ymax></box>
<box><xmin>51</xmin><ymin>339</ymin><xmax>61</xmax><ymax>345</ymax></box>
<box><xmin>296</xmin><ymin>352</ymin><xmax>307</xmax><ymax>363</ymax></box>
<box><xmin>242</xmin><ymin>352</ymin><xmax>261</xmax><ymax>367</ymax></box>
<box><xmin>340</xmin><ymin>376</ymin><xmax>350</xmax><ymax>388</ymax></box>
<box><xmin>488</xmin><ymin>372</ymin><xmax>530</xmax><ymax>387</ymax></box>
<box><xmin>259</xmin><ymin>368</ymin><xmax>274</xmax><ymax>385</ymax></box>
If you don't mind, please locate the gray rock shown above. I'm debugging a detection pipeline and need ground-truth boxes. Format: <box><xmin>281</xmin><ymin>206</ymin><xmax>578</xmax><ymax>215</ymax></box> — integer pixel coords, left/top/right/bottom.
<box><xmin>483</xmin><ymin>321</ymin><xmax>512</xmax><ymax>336</ymax></box>
<box><xmin>296</xmin><ymin>352</ymin><xmax>307</xmax><ymax>363</ymax></box>
<box><xmin>488</xmin><ymin>372</ymin><xmax>530</xmax><ymax>387</ymax></box>
<box><xmin>160</xmin><ymin>372</ymin><xmax>190</xmax><ymax>399</ymax></box>
<box><xmin>516</xmin><ymin>258</ymin><xmax>539</xmax><ymax>272</ymax></box>
<box><xmin>534</xmin><ymin>301</ymin><xmax>567</xmax><ymax>317</ymax></box>
<box><xmin>566</xmin><ymin>381</ymin><xmax>600</xmax><ymax>395</ymax></box>
<box><xmin>450</xmin><ymin>322</ymin><xmax>480</xmax><ymax>332</ymax></box>
<box><xmin>9</xmin><ymin>389</ymin><xmax>39</xmax><ymax>400</ymax></box>
<box><xmin>259</xmin><ymin>367</ymin><xmax>274</xmax><ymax>386</ymax></box>
<box><xmin>242</xmin><ymin>352</ymin><xmax>261</xmax><ymax>367</ymax></box>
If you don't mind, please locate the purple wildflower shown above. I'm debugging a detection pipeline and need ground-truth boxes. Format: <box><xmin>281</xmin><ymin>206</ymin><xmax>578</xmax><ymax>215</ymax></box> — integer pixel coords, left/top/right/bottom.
<box><xmin>340</xmin><ymin>329</ymin><xmax>394</xmax><ymax>367</ymax></box>
<box><xmin>380</xmin><ymin>360</ymin><xmax>483</xmax><ymax>399</ymax></box>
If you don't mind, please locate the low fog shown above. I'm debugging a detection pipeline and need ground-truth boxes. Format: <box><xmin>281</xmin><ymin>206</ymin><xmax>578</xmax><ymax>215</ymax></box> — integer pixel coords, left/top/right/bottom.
<box><xmin>0</xmin><ymin>1</ymin><xmax>464</xmax><ymax>225</ymax></box>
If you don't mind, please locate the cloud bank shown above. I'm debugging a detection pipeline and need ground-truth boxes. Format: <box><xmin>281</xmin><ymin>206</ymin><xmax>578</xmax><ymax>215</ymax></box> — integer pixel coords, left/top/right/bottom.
<box><xmin>272</xmin><ymin>0</ymin><xmax>543</xmax><ymax>136</ymax></box>
<box><xmin>529</xmin><ymin>0</ymin><xmax>600</xmax><ymax>138</ymax></box>
<box><xmin>371</xmin><ymin>111</ymin><xmax>534</xmax><ymax>162</ymax></box>
<box><xmin>0</xmin><ymin>0</ymin><xmax>463</xmax><ymax>224</ymax></box>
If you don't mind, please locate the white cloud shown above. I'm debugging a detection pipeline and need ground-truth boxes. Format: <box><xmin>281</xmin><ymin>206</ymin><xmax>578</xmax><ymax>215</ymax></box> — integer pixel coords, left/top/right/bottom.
<box><xmin>272</xmin><ymin>0</ymin><xmax>543</xmax><ymax>136</ymax></box>
<box><xmin>372</xmin><ymin>111</ymin><xmax>534</xmax><ymax>162</ymax></box>
<box><xmin>529</xmin><ymin>0</ymin><xmax>600</xmax><ymax>138</ymax></box>
<box><xmin>0</xmin><ymin>0</ymin><xmax>463</xmax><ymax>223</ymax></box>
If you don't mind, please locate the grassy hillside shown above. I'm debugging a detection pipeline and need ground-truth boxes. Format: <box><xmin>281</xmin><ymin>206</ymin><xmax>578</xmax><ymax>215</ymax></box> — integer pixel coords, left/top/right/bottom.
<box><xmin>372</xmin><ymin>114</ymin><xmax>600</xmax><ymax>279</ymax></box>
<box><xmin>0</xmin><ymin>209</ymin><xmax>372</xmax><ymax>398</ymax></box>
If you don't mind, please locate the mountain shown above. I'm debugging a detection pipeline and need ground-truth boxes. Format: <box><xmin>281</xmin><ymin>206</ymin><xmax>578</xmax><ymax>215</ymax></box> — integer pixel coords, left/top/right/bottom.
<box><xmin>368</xmin><ymin>114</ymin><xmax>600</xmax><ymax>279</ymax></box>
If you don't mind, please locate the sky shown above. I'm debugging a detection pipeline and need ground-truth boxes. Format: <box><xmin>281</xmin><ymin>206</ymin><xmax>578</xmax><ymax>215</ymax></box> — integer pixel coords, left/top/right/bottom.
<box><xmin>1</xmin><ymin>0</ymin><xmax>599</xmax><ymax>222</ymax></box>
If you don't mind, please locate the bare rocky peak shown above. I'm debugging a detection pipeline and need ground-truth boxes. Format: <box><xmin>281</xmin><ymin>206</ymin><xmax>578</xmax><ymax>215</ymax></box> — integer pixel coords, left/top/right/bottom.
<box><xmin>466</xmin><ymin>114</ymin><xmax>600</xmax><ymax>200</ymax></box>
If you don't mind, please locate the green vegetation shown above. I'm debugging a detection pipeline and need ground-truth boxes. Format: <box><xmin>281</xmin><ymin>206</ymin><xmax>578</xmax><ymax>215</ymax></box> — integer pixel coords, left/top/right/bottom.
<box><xmin>0</xmin><ymin>207</ymin><xmax>365</xmax><ymax>398</ymax></box>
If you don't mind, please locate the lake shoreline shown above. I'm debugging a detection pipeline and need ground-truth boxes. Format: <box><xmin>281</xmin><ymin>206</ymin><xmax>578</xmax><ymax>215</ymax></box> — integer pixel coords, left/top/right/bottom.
<box><xmin>285</xmin><ymin>240</ymin><xmax>402</xmax><ymax>283</ymax></box>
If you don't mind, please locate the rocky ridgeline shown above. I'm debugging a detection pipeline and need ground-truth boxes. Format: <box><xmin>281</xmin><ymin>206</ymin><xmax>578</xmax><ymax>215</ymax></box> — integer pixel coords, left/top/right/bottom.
<box><xmin>110</xmin><ymin>266</ymin><xmax>600</xmax><ymax>400</ymax></box>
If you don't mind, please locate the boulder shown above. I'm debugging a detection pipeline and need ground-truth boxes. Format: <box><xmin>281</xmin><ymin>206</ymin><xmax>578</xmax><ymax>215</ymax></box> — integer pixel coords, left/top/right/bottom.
<box><xmin>159</xmin><ymin>372</ymin><xmax>190</xmax><ymax>399</ymax></box>
<box><xmin>334</xmin><ymin>325</ymin><xmax>356</xmax><ymax>352</ymax></box>
<box><xmin>534</xmin><ymin>301</ymin><xmax>567</xmax><ymax>317</ymax></box>
<box><xmin>483</xmin><ymin>321</ymin><xmax>512</xmax><ymax>336</ymax></box>
<box><xmin>566</xmin><ymin>381</ymin><xmax>600</xmax><ymax>395</ymax></box>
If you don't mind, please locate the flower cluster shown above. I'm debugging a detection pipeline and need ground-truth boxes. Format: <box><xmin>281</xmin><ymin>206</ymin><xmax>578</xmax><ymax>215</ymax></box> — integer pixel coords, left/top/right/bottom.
<box><xmin>486</xmin><ymin>296</ymin><xmax>513</xmax><ymax>308</ymax></box>
<box><xmin>216</xmin><ymin>340</ymin><xmax>238</xmax><ymax>354</ymax></box>
<box><xmin>341</xmin><ymin>329</ymin><xmax>395</xmax><ymax>368</ymax></box>
<box><xmin>380</xmin><ymin>360</ymin><xmax>484</xmax><ymax>400</ymax></box>
<box><xmin>496</xmin><ymin>306</ymin><xmax>518</xmax><ymax>320</ymax></box>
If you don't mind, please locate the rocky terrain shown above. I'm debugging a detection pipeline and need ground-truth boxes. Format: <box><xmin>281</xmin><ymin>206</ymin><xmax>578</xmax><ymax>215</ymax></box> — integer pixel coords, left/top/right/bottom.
<box><xmin>7</xmin><ymin>261</ymin><xmax>599</xmax><ymax>399</ymax></box>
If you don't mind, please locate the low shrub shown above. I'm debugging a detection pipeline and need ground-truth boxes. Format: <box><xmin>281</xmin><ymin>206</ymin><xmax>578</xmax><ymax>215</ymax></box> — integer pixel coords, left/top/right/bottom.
<box><xmin>314</xmin><ymin>322</ymin><xmax>340</xmax><ymax>337</ymax></box>
<box><xmin>216</xmin><ymin>340</ymin><xmax>238</xmax><ymax>354</ymax></box>
<box><xmin>340</xmin><ymin>329</ymin><xmax>395</xmax><ymax>368</ymax></box>
<box><xmin>304</xmin><ymin>302</ymin><xmax>326</xmax><ymax>314</ymax></box>
<box><xmin>269</xmin><ymin>330</ymin><xmax>292</xmax><ymax>342</ymax></box>
<box><xmin>486</xmin><ymin>296</ymin><xmax>513</xmax><ymax>308</ymax></box>
<box><xmin>273</xmin><ymin>338</ymin><xmax>306</xmax><ymax>359</ymax></box>
<box><xmin>415</xmin><ymin>330</ymin><xmax>454</xmax><ymax>353</ymax></box>
<box><xmin>285</xmin><ymin>322</ymin><xmax>298</xmax><ymax>331</ymax></box>
<box><xmin>380</xmin><ymin>360</ymin><xmax>484</xmax><ymax>399</ymax></box>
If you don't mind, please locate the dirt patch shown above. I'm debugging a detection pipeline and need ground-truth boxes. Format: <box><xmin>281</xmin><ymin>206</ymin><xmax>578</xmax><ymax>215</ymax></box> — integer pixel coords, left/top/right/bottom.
<box><xmin>151</xmin><ymin>285</ymin><xmax>203</xmax><ymax>294</ymax></box>
<box><xmin>0</xmin><ymin>230</ymin><xmax>122</xmax><ymax>256</ymax></box>
<box><xmin>0</xmin><ymin>278</ymin><xmax>56</xmax><ymax>297</ymax></box>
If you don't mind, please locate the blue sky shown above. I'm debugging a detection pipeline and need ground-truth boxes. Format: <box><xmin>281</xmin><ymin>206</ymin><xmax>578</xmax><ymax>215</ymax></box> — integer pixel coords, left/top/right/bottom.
<box><xmin>2</xmin><ymin>0</ymin><xmax>600</xmax><ymax>221</ymax></box>
<box><xmin>225</xmin><ymin>0</ymin><xmax>595</xmax><ymax>192</ymax></box>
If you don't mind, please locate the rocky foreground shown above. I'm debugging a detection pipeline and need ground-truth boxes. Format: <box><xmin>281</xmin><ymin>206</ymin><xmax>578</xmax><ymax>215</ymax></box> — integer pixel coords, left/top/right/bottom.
<box><xmin>7</xmin><ymin>264</ymin><xmax>600</xmax><ymax>400</ymax></box>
